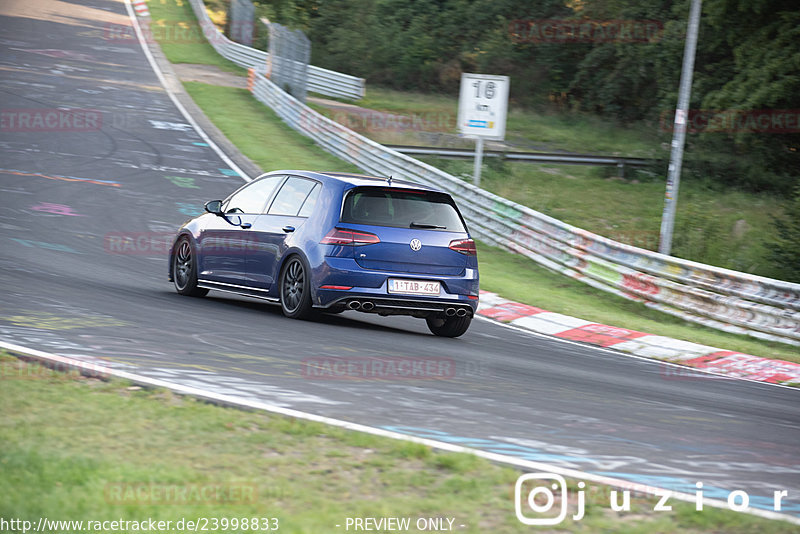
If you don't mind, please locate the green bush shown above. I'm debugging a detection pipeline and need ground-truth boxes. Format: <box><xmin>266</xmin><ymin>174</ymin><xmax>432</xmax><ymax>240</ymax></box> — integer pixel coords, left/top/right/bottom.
<box><xmin>770</xmin><ymin>187</ymin><xmax>800</xmax><ymax>282</ymax></box>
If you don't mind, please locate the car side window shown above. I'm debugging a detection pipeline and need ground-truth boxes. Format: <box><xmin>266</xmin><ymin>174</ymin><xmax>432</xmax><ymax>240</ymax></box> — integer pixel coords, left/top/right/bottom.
<box><xmin>224</xmin><ymin>175</ymin><xmax>284</xmax><ymax>214</ymax></box>
<box><xmin>297</xmin><ymin>183</ymin><xmax>321</xmax><ymax>218</ymax></box>
<box><xmin>268</xmin><ymin>177</ymin><xmax>317</xmax><ymax>216</ymax></box>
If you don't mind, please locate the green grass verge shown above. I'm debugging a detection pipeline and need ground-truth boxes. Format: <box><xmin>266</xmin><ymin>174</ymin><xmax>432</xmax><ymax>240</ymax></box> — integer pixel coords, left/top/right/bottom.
<box><xmin>146</xmin><ymin>0</ymin><xmax>247</xmax><ymax>74</ymax></box>
<box><xmin>182</xmin><ymin>83</ymin><xmax>357</xmax><ymax>172</ymax></box>
<box><xmin>2</xmin><ymin>354</ymin><xmax>794</xmax><ymax>533</ymax></box>
<box><xmin>148</xmin><ymin>1</ymin><xmax>797</xmax><ymax>362</ymax></box>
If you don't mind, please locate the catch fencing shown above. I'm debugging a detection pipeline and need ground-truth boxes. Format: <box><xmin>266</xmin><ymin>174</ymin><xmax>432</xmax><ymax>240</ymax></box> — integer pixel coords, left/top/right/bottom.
<box><xmin>245</xmin><ymin>70</ymin><xmax>800</xmax><ymax>346</ymax></box>
<box><xmin>227</xmin><ymin>0</ymin><xmax>254</xmax><ymax>46</ymax></box>
<box><xmin>267</xmin><ymin>21</ymin><xmax>311</xmax><ymax>102</ymax></box>
<box><xmin>186</xmin><ymin>0</ymin><xmax>365</xmax><ymax>100</ymax></box>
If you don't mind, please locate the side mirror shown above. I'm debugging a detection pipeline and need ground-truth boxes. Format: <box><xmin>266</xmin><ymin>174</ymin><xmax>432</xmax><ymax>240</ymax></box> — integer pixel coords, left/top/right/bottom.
<box><xmin>204</xmin><ymin>200</ymin><xmax>223</xmax><ymax>215</ymax></box>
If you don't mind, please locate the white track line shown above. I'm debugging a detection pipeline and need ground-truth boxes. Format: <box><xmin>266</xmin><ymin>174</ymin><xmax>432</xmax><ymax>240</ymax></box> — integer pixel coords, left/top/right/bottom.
<box><xmin>123</xmin><ymin>0</ymin><xmax>251</xmax><ymax>181</ymax></box>
<box><xmin>2</xmin><ymin>340</ymin><xmax>797</xmax><ymax>525</ymax></box>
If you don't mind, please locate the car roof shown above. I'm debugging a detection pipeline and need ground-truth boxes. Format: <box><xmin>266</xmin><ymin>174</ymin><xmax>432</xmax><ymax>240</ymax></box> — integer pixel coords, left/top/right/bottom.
<box><xmin>266</xmin><ymin>170</ymin><xmax>440</xmax><ymax>192</ymax></box>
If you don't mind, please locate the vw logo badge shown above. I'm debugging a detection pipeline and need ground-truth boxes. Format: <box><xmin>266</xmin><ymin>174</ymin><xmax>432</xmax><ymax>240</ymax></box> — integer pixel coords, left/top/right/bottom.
<box><xmin>410</xmin><ymin>238</ymin><xmax>422</xmax><ymax>251</ymax></box>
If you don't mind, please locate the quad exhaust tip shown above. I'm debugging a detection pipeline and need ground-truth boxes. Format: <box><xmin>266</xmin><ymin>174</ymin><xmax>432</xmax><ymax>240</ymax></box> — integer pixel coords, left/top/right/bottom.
<box><xmin>348</xmin><ymin>300</ymin><xmax>375</xmax><ymax>311</ymax></box>
<box><xmin>348</xmin><ymin>301</ymin><xmax>469</xmax><ymax>316</ymax></box>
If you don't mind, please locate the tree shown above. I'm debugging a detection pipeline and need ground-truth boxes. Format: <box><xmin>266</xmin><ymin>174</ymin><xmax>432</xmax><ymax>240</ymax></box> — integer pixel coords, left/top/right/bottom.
<box><xmin>770</xmin><ymin>186</ymin><xmax>800</xmax><ymax>281</ymax></box>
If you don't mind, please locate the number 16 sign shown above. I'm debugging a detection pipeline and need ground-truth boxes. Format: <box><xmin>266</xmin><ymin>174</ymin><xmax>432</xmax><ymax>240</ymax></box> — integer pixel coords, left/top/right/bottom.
<box><xmin>457</xmin><ymin>73</ymin><xmax>510</xmax><ymax>141</ymax></box>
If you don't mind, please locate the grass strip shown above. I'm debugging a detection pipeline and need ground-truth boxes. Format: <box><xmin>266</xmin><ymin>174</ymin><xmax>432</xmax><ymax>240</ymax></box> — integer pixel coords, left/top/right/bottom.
<box><xmin>182</xmin><ymin>83</ymin><xmax>356</xmax><ymax>172</ymax></box>
<box><xmin>1</xmin><ymin>353</ymin><xmax>794</xmax><ymax>533</ymax></box>
<box><xmin>146</xmin><ymin>0</ymin><xmax>247</xmax><ymax>73</ymax></box>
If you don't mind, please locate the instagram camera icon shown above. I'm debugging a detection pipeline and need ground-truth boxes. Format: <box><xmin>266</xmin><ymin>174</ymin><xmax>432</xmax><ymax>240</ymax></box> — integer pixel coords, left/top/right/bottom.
<box><xmin>515</xmin><ymin>473</ymin><xmax>568</xmax><ymax>525</ymax></box>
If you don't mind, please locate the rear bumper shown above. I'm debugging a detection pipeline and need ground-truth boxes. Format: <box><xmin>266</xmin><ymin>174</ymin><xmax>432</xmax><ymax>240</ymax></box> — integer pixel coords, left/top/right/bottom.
<box><xmin>315</xmin><ymin>257</ymin><xmax>479</xmax><ymax>314</ymax></box>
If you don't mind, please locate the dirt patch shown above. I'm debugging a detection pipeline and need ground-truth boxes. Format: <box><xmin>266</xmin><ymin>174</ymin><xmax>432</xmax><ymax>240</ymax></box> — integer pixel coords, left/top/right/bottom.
<box><xmin>172</xmin><ymin>63</ymin><xmax>247</xmax><ymax>88</ymax></box>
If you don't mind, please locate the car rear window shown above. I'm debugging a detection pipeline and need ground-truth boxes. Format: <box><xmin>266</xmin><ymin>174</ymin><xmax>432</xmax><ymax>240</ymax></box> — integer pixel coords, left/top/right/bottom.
<box><xmin>341</xmin><ymin>187</ymin><xmax>467</xmax><ymax>232</ymax></box>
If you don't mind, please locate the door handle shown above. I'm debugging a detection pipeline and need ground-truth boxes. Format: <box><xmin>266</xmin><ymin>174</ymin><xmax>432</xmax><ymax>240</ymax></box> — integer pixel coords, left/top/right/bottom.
<box><xmin>240</xmin><ymin>222</ymin><xmax>252</xmax><ymax>229</ymax></box>
<box><xmin>282</xmin><ymin>225</ymin><xmax>295</xmax><ymax>233</ymax></box>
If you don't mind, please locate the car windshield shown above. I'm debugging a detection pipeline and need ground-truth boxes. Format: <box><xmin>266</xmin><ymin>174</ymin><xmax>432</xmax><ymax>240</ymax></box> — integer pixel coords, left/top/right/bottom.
<box><xmin>341</xmin><ymin>187</ymin><xmax>467</xmax><ymax>232</ymax></box>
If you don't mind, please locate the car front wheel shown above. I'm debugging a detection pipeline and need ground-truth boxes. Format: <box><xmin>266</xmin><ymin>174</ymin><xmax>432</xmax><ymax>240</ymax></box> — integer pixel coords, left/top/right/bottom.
<box><xmin>173</xmin><ymin>237</ymin><xmax>208</xmax><ymax>297</ymax></box>
<box><xmin>426</xmin><ymin>315</ymin><xmax>471</xmax><ymax>338</ymax></box>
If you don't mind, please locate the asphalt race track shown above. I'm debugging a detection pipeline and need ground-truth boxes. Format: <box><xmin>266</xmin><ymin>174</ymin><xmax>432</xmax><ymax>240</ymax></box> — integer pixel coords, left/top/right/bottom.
<box><xmin>1</xmin><ymin>0</ymin><xmax>799</xmax><ymax>520</ymax></box>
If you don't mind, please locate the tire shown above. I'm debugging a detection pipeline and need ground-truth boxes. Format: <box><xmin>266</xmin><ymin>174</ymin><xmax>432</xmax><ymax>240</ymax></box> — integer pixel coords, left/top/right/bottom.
<box><xmin>279</xmin><ymin>256</ymin><xmax>314</xmax><ymax>319</ymax></box>
<box><xmin>426</xmin><ymin>315</ymin><xmax>472</xmax><ymax>338</ymax></box>
<box><xmin>173</xmin><ymin>236</ymin><xmax>208</xmax><ymax>297</ymax></box>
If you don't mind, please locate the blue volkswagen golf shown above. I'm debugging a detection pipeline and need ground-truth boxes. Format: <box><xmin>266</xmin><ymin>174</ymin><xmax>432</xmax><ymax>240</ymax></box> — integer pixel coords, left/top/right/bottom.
<box><xmin>169</xmin><ymin>171</ymin><xmax>479</xmax><ymax>337</ymax></box>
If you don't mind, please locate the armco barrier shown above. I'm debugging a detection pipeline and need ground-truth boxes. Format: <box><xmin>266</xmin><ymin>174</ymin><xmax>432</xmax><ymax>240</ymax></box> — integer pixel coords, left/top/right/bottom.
<box><xmin>186</xmin><ymin>0</ymin><xmax>365</xmax><ymax>100</ymax></box>
<box><xmin>245</xmin><ymin>70</ymin><xmax>800</xmax><ymax>346</ymax></box>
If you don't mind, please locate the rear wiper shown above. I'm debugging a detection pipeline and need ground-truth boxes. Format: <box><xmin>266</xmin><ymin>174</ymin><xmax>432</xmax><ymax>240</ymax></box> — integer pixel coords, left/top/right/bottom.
<box><xmin>410</xmin><ymin>222</ymin><xmax>446</xmax><ymax>229</ymax></box>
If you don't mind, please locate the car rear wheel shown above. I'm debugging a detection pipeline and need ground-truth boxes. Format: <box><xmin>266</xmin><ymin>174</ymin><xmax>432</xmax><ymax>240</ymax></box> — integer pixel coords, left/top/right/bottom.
<box><xmin>280</xmin><ymin>256</ymin><xmax>314</xmax><ymax>320</ymax></box>
<box><xmin>426</xmin><ymin>315</ymin><xmax>471</xmax><ymax>338</ymax></box>
<box><xmin>173</xmin><ymin>237</ymin><xmax>208</xmax><ymax>297</ymax></box>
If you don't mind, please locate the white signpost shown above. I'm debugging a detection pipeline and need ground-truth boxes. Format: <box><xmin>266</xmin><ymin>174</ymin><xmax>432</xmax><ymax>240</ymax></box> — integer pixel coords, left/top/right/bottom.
<box><xmin>457</xmin><ymin>73</ymin><xmax>510</xmax><ymax>185</ymax></box>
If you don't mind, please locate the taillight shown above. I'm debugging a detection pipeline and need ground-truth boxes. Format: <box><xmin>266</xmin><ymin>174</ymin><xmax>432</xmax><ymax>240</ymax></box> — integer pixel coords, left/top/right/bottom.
<box><xmin>449</xmin><ymin>238</ymin><xmax>477</xmax><ymax>256</ymax></box>
<box><xmin>320</xmin><ymin>228</ymin><xmax>380</xmax><ymax>246</ymax></box>
<box><xmin>320</xmin><ymin>285</ymin><xmax>353</xmax><ymax>290</ymax></box>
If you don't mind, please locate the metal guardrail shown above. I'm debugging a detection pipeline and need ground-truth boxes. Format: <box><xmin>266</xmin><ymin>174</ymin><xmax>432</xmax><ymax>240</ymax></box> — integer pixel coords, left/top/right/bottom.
<box><xmin>385</xmin><ymin>145</ymin><xmax>654</xmax><ymax>169</ymax></box>
<box><xmin>186</xmin><ymin>0</ymin><xmax>365</xmax><ymax>100</ymax></box>
<box><xmin>308</xmin><ymin>65</ymin><xmax>365</xmax><ymax>101</ymax></box>
<box><xmin>246</xmin><ymin>70</ymin><xmax>800</xmax><ymax>346</ymax></box>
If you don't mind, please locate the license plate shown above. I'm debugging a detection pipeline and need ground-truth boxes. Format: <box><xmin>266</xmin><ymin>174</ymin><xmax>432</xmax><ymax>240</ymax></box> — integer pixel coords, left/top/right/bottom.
<box><xmin>388</xmin><ymin>279</ymin><xmax>440</xmax><ymax>296</ymax></box>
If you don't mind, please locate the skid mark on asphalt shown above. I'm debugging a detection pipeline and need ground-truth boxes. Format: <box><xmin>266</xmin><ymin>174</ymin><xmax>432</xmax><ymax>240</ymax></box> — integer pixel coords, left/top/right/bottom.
<box><xmin>164</xmin><ymin>175</ymin><xmax>198</xmax><ymax>188</ymax></box>
<box><xmin>0</xmin><ymin>168</ymin><xmax>122</xmax><ymax>186</ymax></box>
<box><xmin>30</xmin><ymin>202</ymin><xmax>85</xmax><ymax>216</ymax></box>
<box><xmin>0</xmin><ymin>327</ymin><xmax>93</xmax><ymax>353</ymax></box>
<box><xmin>8</xmin><ymin>238</ymin><xmax>81</xmax><ymax>253</ymax></box>
<box><xmin>0</xmin><ymin>312</ymin><xmax>129</xmax><ymax>331</ymax></box>
<box><xmin>139</xmin><ymin>367</ymin><xmax>345</xmax><ymax>407</ymax></box>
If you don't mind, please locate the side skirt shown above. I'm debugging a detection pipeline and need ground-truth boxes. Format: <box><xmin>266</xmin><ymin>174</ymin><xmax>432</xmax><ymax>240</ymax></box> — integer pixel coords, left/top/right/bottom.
<box><xmin>197</xmin><ymin>279</ymin><xmax>280</xmax><ymax>302</ymax></box>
